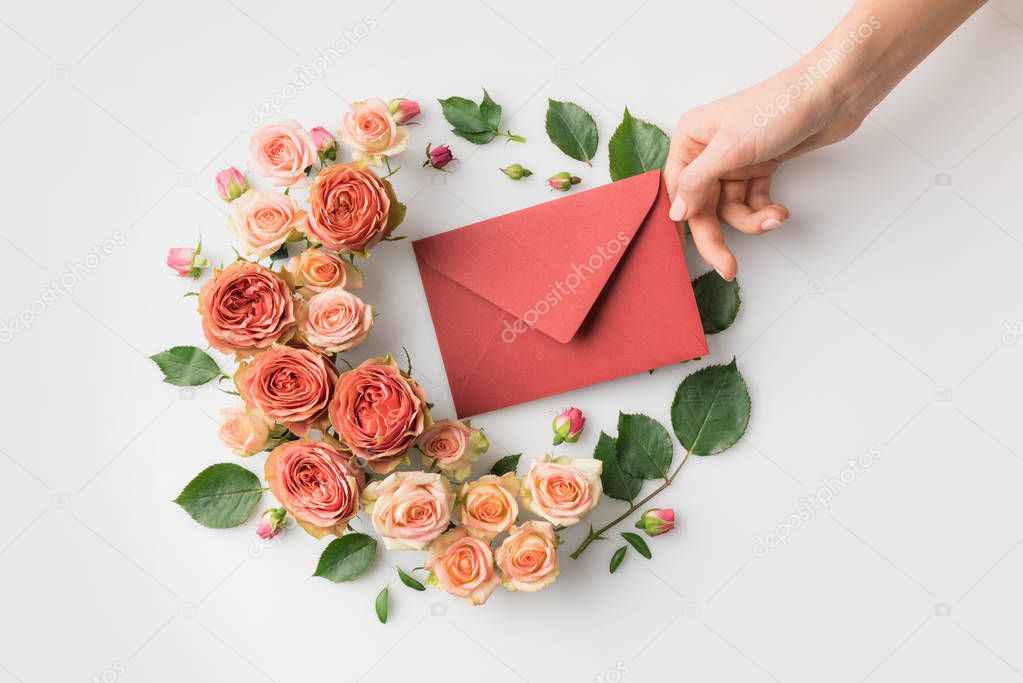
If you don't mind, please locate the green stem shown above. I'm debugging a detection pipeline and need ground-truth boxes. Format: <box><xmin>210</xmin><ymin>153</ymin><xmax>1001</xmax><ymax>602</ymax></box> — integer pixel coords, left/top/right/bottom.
<box><xmin>570</xmin><ymin>448</ymin><xmax>693</xmax><ymax>560</ymax></box>
<box><xmin>382</xmin><ymin>157</ymin><xmax>400</xmax><ymax>179</ymax></box>
<box><xmin>500</xmin><ymin>131</ymin><xmax>526</xmax><ymax>143</ymax></box>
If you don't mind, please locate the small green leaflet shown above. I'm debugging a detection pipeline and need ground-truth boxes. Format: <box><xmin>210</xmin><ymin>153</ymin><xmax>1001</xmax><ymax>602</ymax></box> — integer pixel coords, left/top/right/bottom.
<box><xmin>375</xmin><ymin>586</ymin><xmax>389</xmax><ymax>624</ymax></box>
<box><xmin>438</xmin><ymin>89</ymin><xmax>525</xmax><ymax>144</ymax></box>
<box><xmin>608</xmin><ymin>108</ymin><xmax>669</xmax><ymax>181</ymax></box>
<box><xmin>621</xmin><ymin>532</ymin><xmax>652</xmax><ymax>559</ymax></box>
<box><xmin>545</xmin><ymin>99</ymin><xmax>598</xmax><ymax>165</ymax></box>
<box><xmin>610</xmin><ymin>546</ymin><xmax>627</xmax><ymax>574</ymax></box>
<box><xmin>616</xmin><ymin>412</ymin><xmax>673</xmax><ymax>480</ymax></box>
<box><xmin>150</xmin><ymin>346</ymin><xmax>223</xmax><ymax>386</ymax></box>
<box><xmin>692</xmin><ymin>270</ymin><xmax>741</xmax><ymax>334</ymax></box>
<box><xmin>173</xmin><ymin>463</ymin><xmax>262</xmax><ymax>528</ymax></box>
<box><xmin>314</xmin><ymin>533</ymin><xmax>378</xmax><ymax>583</ymax></box>
<box><xmin>671</xmin><ymin>359</ymin><xmax>751</xmax><ymax>456</ymax></box>
<box><xmin>594</xmin><ymin>432</ymin><xmax>642</xmax><ymax>501</ymax></box>
<box><xmin>397</xmin><ymin>567</ymin><xmax>426</xmax><ymax>591</ymax></box>
<box><xmin>489</xmin><ymin>454</ymin><xmax>521</xmax><ymax>476</ymax></box>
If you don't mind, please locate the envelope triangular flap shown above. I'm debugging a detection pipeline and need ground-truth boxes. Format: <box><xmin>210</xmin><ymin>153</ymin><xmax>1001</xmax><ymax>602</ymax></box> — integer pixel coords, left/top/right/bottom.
<box><xmin>413</xmin><ymin>170</ymin><xmax>662</xmax><ymax>343</ymax></box>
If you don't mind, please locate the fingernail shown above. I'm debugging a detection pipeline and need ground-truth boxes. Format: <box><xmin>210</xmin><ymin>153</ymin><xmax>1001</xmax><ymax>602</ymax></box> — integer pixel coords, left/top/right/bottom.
<box><xmin>715</xmin><ymin>268</ymin><xmax>733</xmax><ymax>282</ymax></box>
<box><xmin>761</xmin><ymin>218</ymin><xmax>782</xmax><ymax>231</ymax></box>
<box><xmin>669</xmin><ymin>197</ymin><xmax>687</xmax><ymax>222</ymax></box>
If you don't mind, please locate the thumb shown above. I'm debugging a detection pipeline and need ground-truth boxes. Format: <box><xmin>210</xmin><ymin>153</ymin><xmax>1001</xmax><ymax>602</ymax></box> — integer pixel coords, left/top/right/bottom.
<box><xmin>668</xmin><ymin>135</ymin><xmax>736</xmax><ymax>223</ymax></box>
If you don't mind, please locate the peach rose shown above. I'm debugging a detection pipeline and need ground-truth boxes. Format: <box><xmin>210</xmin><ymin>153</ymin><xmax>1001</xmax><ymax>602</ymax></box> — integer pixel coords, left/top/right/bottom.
<box><xmin>249</xmin><ymin>119</ymin><xmax>317</xmax><ymax>187</ymax></box>
<box><xmin>297</xmin><ymin>288</ymin><xmax>373</xmax><ymax>355</ymax></box>
<box><xmin>425</xmin><ymin>527</ymin><xmax>500</xmax><ymax>605</ymax></box>
<box><xmin>302</xmin><ymin>163</ymin><xmax>406</xmax><ymax>255</ymax></box>
<box><xmin>265</xmin><ymin>440</ymin><xmax>365</xmax><ymax>539</ymax></box>
<box><xmin>227</xmin><ymin>190</ymin><xmax>305</xmax><ymax>257</ymax></box>
<box><xmin>235</xmin><ymin>345</ymin><xmax>337</xmax><ymax>436</ymax></box>
<box><xmin>329</xmin><ymin>354</ymin><xmax>430</xmax><ymax>473</ymax></box>
<box><xmin>198</xmin><ymin>261</ymin><xmax>297</xmax><ymax>356</ymax></box>
<box><xmin>361</xmin><ymin>471</ymin><xmax>453</xmax><ymax>550</ymax></box>
<box><xmin>338</xmin><ymin>98</ymin><xmax>409</xmax><ymax>167</ymax></box>
<box><xmin>418</xmin><ymin>419</ymin><xmax>489</xmax><ymax>481</ymax></box>
<box><xmin>455</xmin><ymin>473</ymin><xmax>519</xmax><ymax>541</ymax></box>
<box><xmin>495</xmin><ymin>521</ymin><xmax>560</xmax><ymax>593</ymax></box>
<box><xmin>218</xmin><ymin>403</ymin><xmax>274</xmax><ymax>456</ymax></box>
<box><xmin>520</xmin><ymin>454</ymin><xmax>602</xmax><ymax>527</ymax></box>
<box><xmin>285</xmin><ymin>249</ymin><xmax>363</xmax><ymax>293</ymax></box>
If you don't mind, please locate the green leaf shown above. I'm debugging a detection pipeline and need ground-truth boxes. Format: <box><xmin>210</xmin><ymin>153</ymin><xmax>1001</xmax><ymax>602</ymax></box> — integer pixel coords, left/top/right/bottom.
<box><xmin>480</xmin><ymin>89</ymin><xmax>502</xmax><ymax>131</ymax></box>
<box><xmin>671</xmin><ymin>358</ymin><xmax>751</xmax><ymax>456</ymax></box>
<box><xmin>314</xmin><ymin>533</ymin><xmax>378</xmax><ymax>583</ymax></box>
<box><xmin>693</xmin><ymin>270</ymin><xmax>741</xmax><ymax>334</ymax></box>
<box><xmin>438</xmin><ymin>95</ymin><xmax>491</xmax><ymax>133</ymax></box>
<box><xmin>489</xmin><ymin>454</ymin><xmax>521</xmax><ymax>476</ymax></box>
<box><xmin>268</xmin><ymin>243</ymin><xmax>289</xmax><ymax>261</ymax></box>
<box><xmin>616</xmin><ymin>413</ymin><xmax>673</xmax><ymax>480</ymax></box>
<box><xmin>453</xmin><ymin>129</ymin><xmax>497</xmax><ymax>145</ymax></box>
<box><xmin>375</xmin><ymin>586</ymin><xmax>388</xmax><ymax>624</ymax></box>
<box><xmin>150</xmin><ymin>346</ymin><xmax>223</xmax><ymax>386</ymax></box>
<box><xmin>398</xmin><ymin>566</ymin><xmax>426</xmax><ymax>591</ymax></box>
<box><xmin>610</xmin><ymin>546</ymin><xmax>628</xmax><ymax>574</ymax></box>
<box><xmin>608</xmin><ymin>108</ymin><xmax>669</xmax><ymax>181</ymax></box>
<box><xmin>173</xmin><ymin>463</ymin><xmax>262</xmax><ymax>528</ymax></box>
<box><xmin>594</xmin><ymin>432</ymin><xmax>641</xmax><ymax>501</ymax></box>
<box><xmin>546</xmin><ymin>99</ymin><xmax>598</xmax><ymax>164</ymax></box>
<box><xmin>621</xmin><ymin>532</ymin><xmax>652</xmax><ymax>559</ymax></box>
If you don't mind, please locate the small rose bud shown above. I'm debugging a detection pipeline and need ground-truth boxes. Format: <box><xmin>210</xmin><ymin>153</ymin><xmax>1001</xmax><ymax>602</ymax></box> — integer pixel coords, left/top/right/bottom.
<box><xmin>500</xmin><ymin>164</ymin><xmax>533</xmax><ymax>181</ymax></box>
<box><xmin>388</xmin><ymin>98</ymin><xmax>421</xmax><ymax>124</ymax></box>
<box><xmin>215</xmin><ymin>166</ymin><xmax>247</xmax><ymax>202</ymax></box>
<box><xmin>635</xmin><ymin>508</ymin><xmax>675</xmax><ymax>537</ymax></box>
<box><xmin>166</xmin><ymin>242</ymin><xmax>210</xmax><ymax>279</ymax></box>
<box><xmin>257</xmin><ymin>507</ymin><xmax>287</xmax><ymax>540</ymax></box>
<box><xmin>552</xmin><ymin>407</ymin><xmax>585</xmax><ymax>445</ymax></box>
<box><xmin>423</xmin><ymin>143</ymin><xmax>454</xmax><ymax>170</ymax></box>
<box><xmin>310</xmin><ymin>126</ymin><xmax>338</xmax><ymax>161</ymax></box>
<box><xmin>547</xmin><ymin>172</ymin><xmax>581</xmax><ymax>192</ymax></box>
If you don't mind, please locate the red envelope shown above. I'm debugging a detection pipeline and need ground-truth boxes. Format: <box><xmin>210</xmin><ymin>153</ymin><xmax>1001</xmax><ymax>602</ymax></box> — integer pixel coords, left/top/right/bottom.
<box><xmin>413</xmin><ymin>169</ymin><xmax>707</xmax><ymax>417</ymax></box>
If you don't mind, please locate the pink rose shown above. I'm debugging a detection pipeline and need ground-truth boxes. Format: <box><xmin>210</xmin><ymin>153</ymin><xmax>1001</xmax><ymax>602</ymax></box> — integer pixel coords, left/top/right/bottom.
<box><xmin>425</xmin><ymin>527</ymin><xmax>500</xmax><ymax>605</ymax></box>
<box><xmin>249</xmin><ymin>119</ymin><xmax>317</xmax><ymax>187</ymax></box>
<box><xmin>636</xmin><ymin>508</ymin><xmax>675</xmax><ymax>537</ymax></box>
<box><xmin>218</xmin><ymin>403</ymin><xmax>273</xmax><ymax>456</ymax></box>
<box><xmin>265</xmin><ymin>440</ymin><xmax>365</xmax><ymax>539</ymax></box>
<box><xmin>227</xmin><ymin>190</ymin><xmax>305</xmax><ymax>257</ymax></box>
<box><xmin>215</xmin><ymin>166</ymin><xmax>247</xmax><ymax>202</ymax></box>
<box><xmin>455</xmin><ymin>473</ymin><xmax>519</xmax><ymax>541</ymax></box>
<box><xmin>388</xmin><ymin>98</ymin><xmax>421</xmax><ymax>124</ymax></box>
<box><xmin>167</xmin><ymin>247</ymin><xmax>196</xmax><ymax>277</ymax></box>
<box><xmin>552</xmin><ymin>406</ymin><xmax>585</xmax><ymax>445</ymax></box>
<box><xmin>328</xmin><ymin>354</ymin><xmax>430</xmax><ymax>473</ymax></box>
<box><xmin>236</xmin><ymin>345</ymin><xmax>337</xmax><ymax>436</ymax></box>
<box><xmin>424</xmin><ymin>143</ymin><xmax>453</xmax><ymax>170</ymax></box>
<box><xmin>303</xmin><ymin>163</ymin><xmax>405</xmax><ymax>255</ymax></box>
<box><xmin>256</xmin><ymin>507</ymin><xmax>287</xmax><ymax>540</ymax></box>
<box><xmin>361</xmin><ymin>471</ymin><xmax>453</xmax><ymax>550</ymax></box>
<box><xmin>309</xmin><ymin>126</ymin><xmax>337</xmax><ymax>160</ymax></box>
<box><xmin>297</xmin><ymin>288</ymin><xmax>373</xmax><ymax>355</ymax></box>
<box><xmin>339</xmin><ymin>98</ymin><xmax>410</xmax><ymax>166</ymax></box>
<box><xmin>285</xmin><ymin>248</ymin><xmax>363</xmax><ymax>293</ymax></box>
<box><xmin>495</xmin><ymin>521</ymin><xmax>560</xmax><ymax>593</ymax></box>
<box><xmin>520</xmin><ymin>454</ymin><xmax>602</xmax><ymax>527</ymax></box>
<box><xmin>418</xmin><ymin>419</ymin><xmax>489</xmax><ymax>480</ymax></box>
<box><xmin>198</xmin><ymin>261</ymin><xmax>297</xmax><ymax>356</ymax></box>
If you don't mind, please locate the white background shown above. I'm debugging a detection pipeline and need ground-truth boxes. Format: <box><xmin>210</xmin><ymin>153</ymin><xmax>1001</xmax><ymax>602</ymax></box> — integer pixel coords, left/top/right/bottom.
<box><xmin>2</xmin><ymin>1</ymin><xmax>1022</xmax><ymax>681</ymax></box>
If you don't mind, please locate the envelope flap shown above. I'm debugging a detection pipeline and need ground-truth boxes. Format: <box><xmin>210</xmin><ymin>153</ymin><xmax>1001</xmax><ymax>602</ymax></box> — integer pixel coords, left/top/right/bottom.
<box><xmin>412</xmin><ymin>170</ymin><xmax>662</xmax><ymax>343</ymax></box>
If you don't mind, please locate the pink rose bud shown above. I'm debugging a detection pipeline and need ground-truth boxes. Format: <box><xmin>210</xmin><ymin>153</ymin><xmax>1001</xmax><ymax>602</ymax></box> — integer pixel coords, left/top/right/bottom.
<box><xmin>310</xmin><ymin>126</ymin><xmax>338</xmax><ymax>161</ymax></box>
<box><xmin>166</xmin><ymin>248</ymin><xmax>195</xmax><ymax>277</ymax></box>
<box><xmin>552</xmin><ymin>407</ymin><xmax>585</xmax><ymax>445</ymax></box>
<box><xmin>215</xmin><ymin>166</ymin><xmax>247</xmax><ymax>202</ymax></box>
<box><xmin>423</xmin><ymin>143</ymin><xmax>454</xmax><ymax>170</ymax></box>
<box><xmin>257</xmin><ymin>507</ymin><xmax>287</xmax><ymax>540</ymax></box>
<box><xmin>388</xmin><ymin>98</ymin><xmax>421</xmax><ymax>124</ymax></box>
<box><xmin>636</xmin><ymin>508</ymin><xmax>675</xmax><ymax>537</ymax></box>
<box><xmin>547</xmin><ymin>172</ymin><xmax>581</xmax><ymax>192</ymax></box>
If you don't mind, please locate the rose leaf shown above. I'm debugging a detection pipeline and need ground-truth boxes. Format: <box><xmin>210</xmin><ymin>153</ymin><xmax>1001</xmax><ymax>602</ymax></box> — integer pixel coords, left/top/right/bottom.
<box><xmin>594</xmin><ymin>432</ymin><xmax>642</xmax><ymax>501</ymax></box>
<box><xmin>314</xmin><ymin>533</ymin><xmax>378</xmax><ymax>583</ymax></box>
<box><xmin>489</xmin><ymin>454</ymin><xmax>521</xmax><ymax>477</ymax></box>
<box><xmin>671</xmin><ymin>358</ymin><xmax>751</xmax><ymax>456</ymax></box>
<box><xmin>546</xmin><ymin>99</ymin><xmax>598</xmax><ymax>164</ymax></box>
<box><xmin>616</xmin><ymin>413</ymin><xmax>673</xmax><ymax>480</ymax></box>
<box><xmin>608</xmin><ymin>108</ymin><xmax>669</xmax><ymax>181</ymax></box>
<box><xmin>692</xmin><ymin>270</ymin><xmax>741</xmax><ymax>334</ymax></box>
<box><xmin>150</xmin><ymin>345</ymin><xmax>223</xmax><ymax>386</ymax></box>
<box><xmin>173</xmin><ymin>463</ymin><xmax>262</xmax><ymax>528</ymax></box>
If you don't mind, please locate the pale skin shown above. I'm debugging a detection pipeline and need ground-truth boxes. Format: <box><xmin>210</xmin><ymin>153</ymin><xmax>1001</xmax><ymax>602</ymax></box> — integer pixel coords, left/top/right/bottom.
<box><xmin>666</xmin><ymin>0</ymin><xmax>988</xmax><ymax>280</ymax></box>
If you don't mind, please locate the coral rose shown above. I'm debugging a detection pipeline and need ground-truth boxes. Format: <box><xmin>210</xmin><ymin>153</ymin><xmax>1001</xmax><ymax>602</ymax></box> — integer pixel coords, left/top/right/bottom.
<box><xmin>425</xmin><ymin>527</ymin><xmax>500</xmax><ymax>605</ymax></box>
<box><xmin>418</xmin><ymin>419</ymin><xmax>488</xmax><ymax>480</ymax></box>
<box><xmin>218</xmin><ymin>403</ymin><xmax>274</xmax><ymax>456</ymax></box>
<box><xmin>495</xmin><ymin>521</ymin><xmax>560</xmax><ymax>593</ymax></box>
<box><xmin>249</xmin><ymin>119</ymin><xmax>317</xmax><ymax>187</ymax></box>
<box><xmin>265</xmin><ymin>440</ymin><xmax>365</xmax><ymax>539</ymax></box>
<box><xmin>227</xmin><ymin>190</ymin><xmax>305</xmax><ymax>257</ymax></box>
<box><xmin>198</xmin><ymin>261</ymin><xmax>296</xmax><ymax>356</ymax></box>
<box><xmin>285</xmin><ymin>248</ymin><xmax>363</xmax><ymax>293</ymax></box>
<box><xmin>297</xmin><ymin>288</ymin><xmax>373</xmax><ymax>355</ymax></box>
<box><xmin>520</xmin><ymin>454</ymin><xmax>602</xmax><ymax>527</ymax></box>
<box><xmin>329</xmin><ymin>354</ymin><xmax>430</xmax><ymax>473</ymax></box>
<box><xmin>235</xmin><ymin>345</ymin><xmax>337</xmax><ymax>436</ymax></box>
<box><xmin>455</xmin><ymin>473</ymin><xmax>519</xmax><ymax>541</ymax></box>
<box><xmin>361</xmin><ymin>471</ymin><xmax>453</xmax><ymax>550</ymax></box>
<box><xmin>338</xmin><ymin>98</ymin><xmax>409</xmax><ymax>166</ymax></box>
<box><xmin>303</xmin><ymin>163</ymin><xmax>405</xmax><ymax>255</ymax></box>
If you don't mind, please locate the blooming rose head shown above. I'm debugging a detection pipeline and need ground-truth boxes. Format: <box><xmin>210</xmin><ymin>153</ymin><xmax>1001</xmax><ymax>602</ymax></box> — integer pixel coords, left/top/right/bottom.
<box><xmin>302</xmin><ymin>163</ymin><xmax>405</xmax><ymax>255</ymax></box>
<box><xmin>265</xmin><ymin>440</ymin><xmax>364</xmax><ymax>539</ymax></box>
<box><xmin>297</xmin><ymin>288</ymin><xmax>373</xmax><ymax>355</ymax></box>
<box><xmin>425</xmin><ymin>527</ymin><xmax>500</xmax><ymax>605</ymax></box>
<box><xmin>388</xmin><ymin>98</ymin><xmax>421</xmax><ymax>124</ymax></box>
<box><xmin>236</xmin><ymin>345</ymin><xmax>337</xmax><ymax>436</ymax></box>
<box><xmin>455</xmin><ymin>473</ymin><xmax>519</xmax><ymax>541</ymax></box>
<box><xmin>636</xmin><ymin>508</ymin><xmax>675</xmax><ymax>537</ymax></box>
<box><xmin>309</xmin><ymin>126</ymin><xmax>338</xmax><ymax>161</ymax></box>
<box><xmin>495</xmin><ymin>520</ymin><xmax>559</xmax><ymax>593</ymax></box>
<box><xmin>285</xmin><ymin>248</ymin><xmax>363</xmax><ymax>293</ymax></box>
<box><xmin>215</xmin><ymin>166</ymin><xmax>247</xmax><ymax>202</ymax></box>
<box><xmin>256</xmin><ymin>507</ymin><xmax>287</xmax><ymax>540</ymax></box>
<box><xmin>227</xmin><ymin>190</ymin><xmax>305</xmax><ymax>257</ymax></box>
<box><xmin>329</xmin><ymin>354</ymin><xmax>430</xmax><ymax>473</ymax></box>
<box><xmin>418</xmin><ymin>419</ymin><xmax>488</xmax><ymax>481</ymax></box>
<box><xmin>361</xmin><ymin>471</ymin><xmax>453</xmax><ymax>550</ymax></box>
<box><xmin>552</xmin><ymin>406</ymin><xmax>585</xmax><ymax>445</ymax></box>
<box><xmin>520</xmin><ymin>454</ymin><xmax>602</xmax><ymax>527</ymax></box>
<box><xmin>339</xmin><ymin>98</ymin><xmax>410</xmax><ymax>166</ymax></box>
<box><xmin>423</xmin><ymin>143</ymin><xmax>453</xmax><ymax>170</ymax></box>
<box><xmin>218</xmin><ymin>403</ymin><xmax>273</xmax><ymax>456</ymax></box>
<box><xmin>198</xmin><ymin>261</ymin><xmax>297</xmax><ymax>356</ymax></box>
<box><xmin>249</xmin><ymin>119</ymin><xmax>317</xmax><ymax>188</ymax></box>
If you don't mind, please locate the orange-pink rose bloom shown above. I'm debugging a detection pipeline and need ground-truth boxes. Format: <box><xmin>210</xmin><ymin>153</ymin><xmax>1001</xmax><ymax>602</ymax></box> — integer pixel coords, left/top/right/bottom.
<box><xmin>520</xmin><ymin>455</ymin><xmax>603</xmax><ymax>527</ymax></box>
<box><xmin>495</xmin><ymin>521</ymin><xmax>560</xmax><ymax>593</ymax></box>
<box><xmin>455</xmin><ymin>473</ymin><xmax>519</xmax><ymax>541</ymax></box>
<box><xmin>227</xmin><ymin>190</ymin><xmax>305</xmax><ymax>257</ymax></box>
<box><xmin>418</xmin><ymin>419</ymin><xmax>489</xmax><ymax>481</ymax></box>
<box><xmin>297</xmin><ymin>288</ymin><xmax>373</xmax><ymax>355</ymax></box>
<box><xmin>425</xmin><ymin>527</ymin><xmax>500</xmax><ymax>605</ymax></box>
<box><xmin>286</xmin><ymin>249</ymin><xmax>363</xmax><ymax>293</ymax></box>
<box><xmin>338</xmin><ymin>98</ymin><xmax>409</xmax><ymax>167</ymax></box>
<box><xmin>218</xmin><ymin>403</ymin><xmax>273</xmax><ymax>456</ymax></box>
<box><xmin>328</xmin><ymin>355</ymin><xmax>430</xmax><ymax>473</ymax></box>
<box><xmin>265</xmin><ymin>440</ymin><xmax>365</xmax><ymax>539</ymax></box>
<box><xmin>249</xmin><ymin>119</ymin><xmax>317</xmax><ymax>188</ymax></box>
<box><xmin>236</xmin><ymin>345</ymin><xmax>337</xmax><ymax>436</ymax></box>
<box><xmin>303</xmin><ymin>163</ymin><xmax>405</xmax><ymax>255</ymax></box>
<box><xmin>198</xmin><ymin>261</ymin><xmax>297</xmax><ymax>356</ymax></box>
<box><xmin>361</xmin><ymin>471</ymin><xmax>453</xmax><ymax>550</ymax></box>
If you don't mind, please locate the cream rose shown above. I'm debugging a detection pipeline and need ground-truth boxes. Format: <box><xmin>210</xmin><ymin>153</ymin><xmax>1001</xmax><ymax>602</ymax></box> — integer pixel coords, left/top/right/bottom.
<box><xmin>338</xmin><ymin>98</ymin><xmax>409</xmax><ymax>166</ymax></box>
<box><xmin>495</xmin><ymin>521</ymin><xmax>560</xmax><ymax>592</ymax></box>
<box><xmin>249</xmin><ymin>119</ymin><xmax>317</xmax><ymax>187</ymax></box>
<box><xmin>297</xmin><ymin>288</ymin><xmax>373</xmax><ymax>355</ymax></box>
<box><xmin>418</xmin><ymin>419</ymin><xmax>489</xmax><ymax>481</ymax></box>
<box><xmin>520</xmin><ymin>454</ymin><xmax>602</xmax><ymax>527</ymax></box>
<box><xmin>455</xmin><ymin>473</ymin><xmax>519</xmax><ymax>541</ymax></box>
<box><xmin>285</xmin><ymin>249</ymin><xmax>363</xmax><ymax>293</ymax></box>
<box><xmin>227</xmin><ymin>190</ymin><xmax>305</xmax><ymax>257</ymax></box>
<box><xmin>425</xmin><ymin>527</ymin><xmax>500</xmax><ymax>605</ymax></box>
<box><xmin>361</xmin><ymin>471</ymin><xmax>453</xmax><ymax>550</ymax></box>
<box><xmin>217</xmin><ymin>404</ymin><xmax>273</xmax><ymax>456</ymax></box>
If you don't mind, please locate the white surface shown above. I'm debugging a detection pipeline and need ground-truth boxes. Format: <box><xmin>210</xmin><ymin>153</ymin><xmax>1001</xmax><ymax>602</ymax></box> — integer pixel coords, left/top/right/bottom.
<box><xmin>1</xmin><ymin>1</ymin><xmax>1022</xmax><ymax>681</ymax></box>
